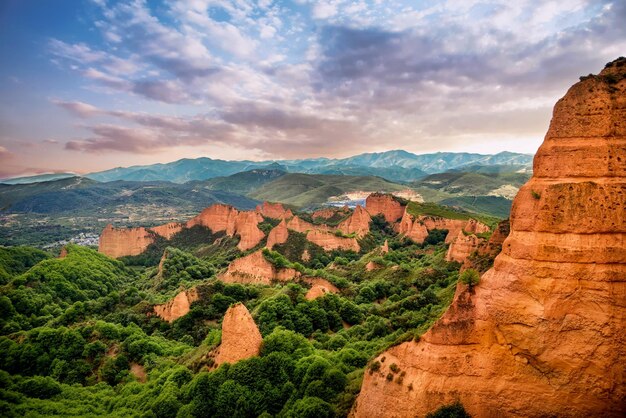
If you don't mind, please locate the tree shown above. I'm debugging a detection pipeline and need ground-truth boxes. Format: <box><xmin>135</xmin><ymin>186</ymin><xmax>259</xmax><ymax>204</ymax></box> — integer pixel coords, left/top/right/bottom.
<box><xmin>460</xmin><ymin>269</ymin><xmax>480</xmax><ymax>291</ymax></box>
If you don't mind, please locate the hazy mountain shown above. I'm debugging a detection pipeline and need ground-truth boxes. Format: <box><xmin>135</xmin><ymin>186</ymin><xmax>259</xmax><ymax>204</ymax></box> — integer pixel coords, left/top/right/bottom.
<box><xmin>192</xmin><ymin>167</ymin><xmax>288</xmax><ymax>195</ymax></box>
<box><xmin>0</xmin><ymin>177</ymin><xmax>258</xmax><ymax>215</ymax></box>
<box><xmin>0</xmin><ymin>172</ymin><xmax>77</xmax><ymax>184</ymax></box>
<box><xmin>84</xmin><ymin>150</ymin><xmax>532</xmax><ymax>184</ymax></box>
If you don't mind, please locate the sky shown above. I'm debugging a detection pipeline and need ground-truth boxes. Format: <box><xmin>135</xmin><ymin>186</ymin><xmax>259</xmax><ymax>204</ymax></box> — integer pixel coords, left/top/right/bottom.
<box><xmin>0</xmin><ymin>0</ymin><xmax>624</xmax><ymax>178</ymax></box>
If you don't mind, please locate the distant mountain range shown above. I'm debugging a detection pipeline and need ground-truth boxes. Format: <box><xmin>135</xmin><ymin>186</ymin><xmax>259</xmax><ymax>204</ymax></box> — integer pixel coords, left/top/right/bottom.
<box><xmin>77</xmin><ymin>150</ymin><xmax>533</xmax><ymax>184</ymax></box>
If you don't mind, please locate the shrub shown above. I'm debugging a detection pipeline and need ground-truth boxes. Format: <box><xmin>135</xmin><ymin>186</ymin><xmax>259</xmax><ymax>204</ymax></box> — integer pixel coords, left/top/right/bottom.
<box><xmin>531</xmin><ymin>190</ymin><xmax>541</xmax><ymax>200</ymax></box>
<box><xmin>426</xmin><ymin>401</ymin><xmax>472</xmax><ymax>418</ymax></box>
<box><xmin>460</xmin><ymin>269</ymin><xmax>480</xmax><ymax>290</ymax></box>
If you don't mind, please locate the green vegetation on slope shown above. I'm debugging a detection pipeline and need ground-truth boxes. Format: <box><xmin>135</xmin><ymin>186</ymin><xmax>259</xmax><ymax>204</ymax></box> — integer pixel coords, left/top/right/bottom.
<box><xmin>248</xmin><ymin>173</ymin><xmax>406</xmax><ymax>208</ymax></box>
<box><xmin>0</xmin><ymin>212</ymin><xmax>465</xmax><ymax>417</ymax></box>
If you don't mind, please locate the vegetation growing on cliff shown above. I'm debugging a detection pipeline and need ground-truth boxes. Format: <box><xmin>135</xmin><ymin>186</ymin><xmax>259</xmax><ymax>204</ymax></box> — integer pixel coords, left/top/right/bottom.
<box><xmin>0</xmin><ymin>216</ymin><xmax>463</xmax><ymax>417</ymax></box>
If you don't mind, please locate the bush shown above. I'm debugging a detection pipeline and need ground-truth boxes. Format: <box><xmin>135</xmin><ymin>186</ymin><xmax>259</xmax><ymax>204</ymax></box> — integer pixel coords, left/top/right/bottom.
<box><xmin>17</xmin><ymin>376</ymin><xmax>62</xmax><ymax>399</ymax></box>
<box><xmin>459</xmin><ymin>269</ymin><xmax>480</xmax><ymax>290</ymax></box>
<box><xmin>426</xmin><ymin>401</ymin><xmax>472</xmax><ymax>418</ymax></box>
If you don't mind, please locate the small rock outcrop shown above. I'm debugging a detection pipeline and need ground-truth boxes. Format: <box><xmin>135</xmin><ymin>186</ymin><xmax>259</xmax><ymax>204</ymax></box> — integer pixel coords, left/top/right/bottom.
<box><xmin>58</xmin><ymin>246</ymin><xmax>68</xmax><ymax>258</ymax></box>
<box><xmin>338</xmin><ymin>205</ymin><xmax>371</xmax><ymax>237</ymax></box>
<box><xmin>304</xmin><ymin>278</ymin><xmax>339</xmax><ymax>300</ymax></box>
<box><xmin>214</xmin><ymin>303</ymin><xmax>262</xmax><ymax>366</ymax></box>
<box><xmin>353</xmin><ymin>59</ymin><xmax>626</xmax><ymax>418</ymax></box>
<box><xmin>445</xmin><ymin>230</ymin><xmax>486</xmax><ymax>263</ymax></box>
<box><xmin>365</xmin><ymin>193</ymin><xmax>406</xmax><ymax>223</ymax></box>
<box><xmin>306</xmin><ymin>229</ymin><xmax>360</xmax><ymax>252</ymax></box>
<box><xmin>153</xmin><ymin>288</ymin><xmax>199</xmax><ymax>323</ymax></box>
<box><xmin>256</xmin><ymin>201</ymin><xmax>293</xmax><ymax>220</ymax></box>
<box><xmin>149</xmin><ymin>222</ymin><xmax>183</xmax><ymax>239</ymax></box>
<box><xmin>219</xmin><ymin>250</ymin><xmax>300</xmax><ymax>284</ymax></box>
<box><xmin>381</xmin><ymin>240</ymin><xmax>389</xmax><ymax>254</ymax></box>
<box><xmin>312</xmin><ymin>205</ymin><xmax>350</xmax><ymax>220</ymax></box>
<box><xmin>267</xmin><ymin>219</ymin><xmax>289</xmax><ymax>249</ymax></box>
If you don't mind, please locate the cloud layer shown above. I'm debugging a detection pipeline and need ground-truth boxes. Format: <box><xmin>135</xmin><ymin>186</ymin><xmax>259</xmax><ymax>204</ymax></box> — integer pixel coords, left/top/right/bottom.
<box><xmin>5</xmin><ymin>0</ymin><xmax>626</xmax><ymax>175</ymax></box>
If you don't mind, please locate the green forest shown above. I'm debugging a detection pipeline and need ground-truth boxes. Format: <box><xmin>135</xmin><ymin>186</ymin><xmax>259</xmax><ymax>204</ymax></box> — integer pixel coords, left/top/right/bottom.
<box><xmin>0</xmin><ymin>211</ymin><xmax>486</xmax><ymax>417</ymax></box>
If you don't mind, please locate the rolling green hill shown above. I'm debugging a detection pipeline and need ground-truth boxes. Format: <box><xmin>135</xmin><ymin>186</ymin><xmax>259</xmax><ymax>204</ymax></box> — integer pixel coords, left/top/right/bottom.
<box><xmin>192</xmin><ymin>167</ymin><xmax>287</xmax><ymax>195</ymax></box>
<box><xmin>248</xmin><ymin>173</ymin><xmax>406</xmax><ymax>207</ymax></box>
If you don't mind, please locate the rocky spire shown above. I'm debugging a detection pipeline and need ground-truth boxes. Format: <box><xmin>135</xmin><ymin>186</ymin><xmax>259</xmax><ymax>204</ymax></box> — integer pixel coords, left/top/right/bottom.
<box><xmin>353</xmin><ymin>58</ymin><xmax>626</xmax><ymax>417</ymax></box>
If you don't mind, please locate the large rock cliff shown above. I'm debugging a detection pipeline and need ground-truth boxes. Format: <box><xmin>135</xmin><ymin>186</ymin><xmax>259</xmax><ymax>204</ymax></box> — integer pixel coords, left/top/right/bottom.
<box><xmin>99</xmin><ymin>224</ymin><xmax>156</xmax><ymax>258</ymax></box>
<box><xmin>338</xmin><ymin>205</ymin><xmax>372</xmax><ymax>237</ymax></box>
<box><xmin>187</xmin><ymin>204</ymin><xmax>265</xmax><ymax>251</ymax></box>
<box><xmin>219</xmin><ymin>249</ymin><xmax>300</xmax><ymax>284</ymax></box>
<box><xmin>365</xmin><ymin>193</ymin><xmax>406</xmax><ymax>223</ymax></box>
<box><xmin>256</xmin><ymin>201</ymin><xmax>293</xmax><ymax>220</ymax></box>
<box><xmin>352</xmin><ymin>59</ymin><xmax>626</xmax><ymax>417</ymax></box>
<box><xmin>214</xmin><ymin>303</ymin><xmax>262</xmax><ymax>366</ymax></box>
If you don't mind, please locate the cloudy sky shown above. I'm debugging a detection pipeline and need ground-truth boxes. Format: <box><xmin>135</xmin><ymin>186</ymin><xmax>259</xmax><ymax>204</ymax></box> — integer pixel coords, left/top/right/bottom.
<box><xmin>0</xmin><ymin>0</ymin><xmax>624</xmax><ymax>177</ymax></box>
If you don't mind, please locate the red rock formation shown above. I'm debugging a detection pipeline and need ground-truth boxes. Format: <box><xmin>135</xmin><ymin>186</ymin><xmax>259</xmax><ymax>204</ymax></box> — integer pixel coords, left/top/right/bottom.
<box><xmin>188</xmin><ymin>204</ymin><xmax>265</xmax><ymax>251</ymax></box>
<box><xmin>304</xmin><ymin>278</ymin><xmax>339</xmax><ymax>300</ymax></box>
<box><xmin>352</xmin><ymin>59</ymin><xmax>626</xmax><ymax>418</ymax></box>
<box><xmin>153</xmin><ymin>288</ymin><xmax>199</xmax><ymax>323</ymax></box>
<box><xmin>150</xmin><ymin>222</ymin><xmax>183</xmax><ymax>239</ymax></box>
<box><xmin>381</xmin><ymin>240</ymin><xmax>389</xmax><ymax>254</ymax></box>
<box><xmin>219</xmin><ymin>249</ymin><xmax>300</xmax><ymax>284</ymax></box>
<box><xmin>365</xmin><ymin>260</ymin><xmax>382</xmax><ymax>271</ymax></box>
<box><xmin>365</xmin><ymin>193</ymin><xmax>406</xmax><ymax>223</ymax></box>
<box><xmin>58</xmin><ymin>246</ymin><xmax>68</xmax><ymax>258</ymax></box>
<box><xmin>256</xmin><ymin>201</ymin><xmax>293</xmax><ymax>219</ymax></box>
<box><xmin>338</xmin><ymin>205</ymin><xmax>372</xmax><ymax>237</ymax></box>
<box><xmin>99</xmin><ymin>224</ymin><xmax>155</xmax><ymax>258</ymax></box>
<box><xmin>312</xmin><ymin>206</ymin><xmax>350</xmax><ymax>220</ymax></box>
<box><xmin>286</xmin><ymin>215</ymin><xmax>321</xmax><ymax>233</ymax></box>
<box><xmin>267</xmin><ymin>219</ymin><xmax>289</xmax><ymax>249</ymax></box>
<box><xmin>445</xmin><ymin>230</ymin><xmax>486</xmax><ymax>263</ymax></box>
<box><xmin>306</xmin><ymin>229</ymin><xmax>360</xmax><ymax>252</ymax></box>
<box><xmin>396</xmin><ymin>210</ymin><xmax>429</xmax><ymax>242</ymax></box>
<box><xmin>214</xmin><ymin>303</ymin><xmax>262</xmax><ymax>366</ymax></box>
<box><xmin>397</xmin><ymin>208</ymin><xmax>490</xmax><ymax>245</ymax></box>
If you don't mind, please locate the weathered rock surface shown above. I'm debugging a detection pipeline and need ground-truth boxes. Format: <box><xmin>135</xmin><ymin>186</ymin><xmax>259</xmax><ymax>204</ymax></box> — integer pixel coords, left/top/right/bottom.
<box><xmin>445</xmin><ymin>230</ymin><xmax>486</xmax><ymax>263</ymax></box>
<box><xmin>214</xmin><ymin>303</ymin><xmax>262</xmax><ymax>366</ymax></box>
<box><xmin>267</xmin><ymin>219</ymin><xmax>289</xmax><ymax>249</ymax></box>
<box><xmin>397</xmin><ymin>209</ymin><xmax>490</xmax><ymax>245</ymax></box>
<box><xmin>286</xmin><ymin>215</ymin><xmax>322</xmax><ymax>233</ymax></box>
<box><xmin>365</xmin><ymin>193</ymin><xmax>406</xmax><ymax>223</ymax></box>
<box><xmin>312</xmin><ymin>205</ymin><xmax>350</xmax><ymax>220</ymax></box>
<box><xmin>153</xmin><ymin>288</ymin><xmax>199</xmax><ymax>323</ymax></box>
<box><xmin>304</xmin><ymin>278</ymin><xmax>339</xmax><ymax>300</ymax></box>
<box><xmin>381</xmin><ymin>240</ymin><xmax>389</xmax><ymax>254</ymax></box>
<box><xmin>99</xmin><ymin>224</ymin><xmax>156</xmax><ymax>258</ymax></box>
<box><xmin>338</xmin><ymin>205</ymin><xmax>371</xmax><ymax>237</ymax></box>
<box><xmin>219</xmin><ymin>249</ymin><xmax>300</xmax><ymax>284</ymax></box>
<box><xmin>58</xmin><ymin>246</ymin><xmax>68</xmax><ymax>258</ymax></box>
<box><xmin>306</xmin><ymin>229</ymin><xmax>360</xmax><ymax>252</ymax></box>
<box><xmin>256</xmin><ymin>201</ymin><xmax>293</xmax><ymax>220</ymax></box>
<box><xmin>150</xmin><ymin>222</ymin><xmax>183</xmax><ymax>239</ymax></box>
<box><xmin>352</xmin><ymin>59</ymin><xmax>626</xmax><ymax>417</ymax></box>
<box><xmin>188</xmin><ymin>204</ymin><xmax>265</xmax><ymax>251</ymax></box>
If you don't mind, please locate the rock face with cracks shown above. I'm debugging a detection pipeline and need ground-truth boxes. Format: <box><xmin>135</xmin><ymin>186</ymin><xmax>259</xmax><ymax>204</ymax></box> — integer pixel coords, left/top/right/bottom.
<box><xmin>365</xmin><ymin>193</ymin><xmax>406</xmax><ymax>223</ymax></box>
<box><xmin>338</xmin><ymin>205</ymin><xmax>372</xmax><ymax>237</ymax></box>
<box><xmin>352</xmin><ymin>59</ymin><xmax>626</xmax><ymax>418</ymax></box>
<box><xmin>219</xmin><ymin>249</ymin><xmax>300</xmax><ymax>284</ymax></box>
<box><xmin>153</xmin><ymin>288</ymin><xmax>199</xmax><ymax>323</ymax></box>
<box><xmin>214</xmin><ymin>303</ymin><xmax>262</xmax><ymax>366</ymax></box>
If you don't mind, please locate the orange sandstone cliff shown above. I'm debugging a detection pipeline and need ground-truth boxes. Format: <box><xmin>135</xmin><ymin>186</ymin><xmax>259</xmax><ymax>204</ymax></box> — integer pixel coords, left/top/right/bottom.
<box><xmin>187</xmin><ymin>204</ymin><xmax>265</xmax><ymax>251</ymax></box>
<box><xmin>153</xmin><ymin>288</ymin><xmax>199</xmax><ymax>323</ymax></box>
<box><xmin>256</xmin><ymin>201</ymin><xmax>293</xmax><ymax>220</ymax></box>
<box><xmin>338</xmin><ymin>205</ymin><xmax>372</xmax><ymax>237</ymax></box>
<box><xmin>352</xmin><ymin>59</ymin><xmax>626</xmax><ymax>417</ymax></box>
<box><xmin>99</xmin><ymin>224</ymin><xmax>157</xmax><ymax>258</ymax></box>
<box><xmin>214</xmin><ymin>303</ymin><xmax>262</xmax><ymax>366</ymax></box>
<box><xmin>365</xmin><ymin>193</ymin><xmax>406</xmax><ymax>223</ymax></box>
<box><xmin>267</xmin><ymin>219</ymin><xmax>289</xmax><ymax>249</ymax></box>
<box><xmin>219</xmin><ymin>249</ymin><xmax>300</xmax><ymax>284</ymax></box>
